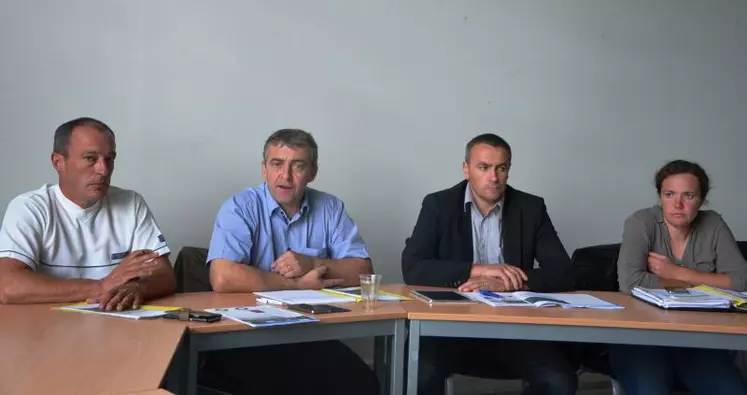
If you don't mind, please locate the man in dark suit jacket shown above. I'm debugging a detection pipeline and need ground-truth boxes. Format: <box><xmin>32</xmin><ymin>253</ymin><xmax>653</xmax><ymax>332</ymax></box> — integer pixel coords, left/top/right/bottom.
<box><xmin>402</xmin><ymin>133</ymin><xmax>577</xmax><ymax>395</ymax></box>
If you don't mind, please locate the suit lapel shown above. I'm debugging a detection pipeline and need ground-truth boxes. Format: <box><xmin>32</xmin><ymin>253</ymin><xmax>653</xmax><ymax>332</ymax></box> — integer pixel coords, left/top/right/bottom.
<box><xmin>455</xmin><ymin>181</ymin><xmax>474</xmax><ymax>263</ymax></box>
<box><xmin>502</xmin><ymin>186</ymin><xmax>520</xmax><ymax>266</ymax></box>
<box><xmin>460</xmin><ymin>206</ymin><xmax>473</xmax><ymax>263</ymax></box>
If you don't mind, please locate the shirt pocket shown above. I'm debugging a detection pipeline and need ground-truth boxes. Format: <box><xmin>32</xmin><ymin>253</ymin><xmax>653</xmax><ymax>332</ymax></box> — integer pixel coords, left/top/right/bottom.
<box><xmin>295</xmin><ymin>247</ymin><xmax>329</xmax><ymax>259</ymax></box>
<box><xmin>693</xmin><ymin>254</ymin><xmax>717</xmax><ymax>273</ymax></box>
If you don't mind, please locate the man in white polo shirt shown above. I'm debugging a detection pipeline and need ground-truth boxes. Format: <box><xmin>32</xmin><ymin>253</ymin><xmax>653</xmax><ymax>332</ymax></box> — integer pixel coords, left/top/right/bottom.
<box><xmin>0</xmin><ymin>117</ymin><xmax>175</xmax><ymax>310</ymax></box>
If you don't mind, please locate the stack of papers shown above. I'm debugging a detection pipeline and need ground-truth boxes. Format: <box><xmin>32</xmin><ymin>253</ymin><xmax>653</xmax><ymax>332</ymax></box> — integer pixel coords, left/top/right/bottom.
<box><xmin>465</xmin><ymin>291</ymin><xmax>624</xmax><ymax>310</ymax></box>
<box><xmin>632</xmin><ymin>287</ymin><xmax>732</xmax><ymax>310</ymax></box>
<box><xmin>253</xmin><ymin>290</ymin><xmax>357</xmax><ymax>305</ymax></box>
<box><xmin>204</xmin><ymin>305</ymin><xmax>318</xmax><ymax>327</ymax></box>
<box><xmin>56</xmin><ymin>303</ymin><xmax>181</xmax><ymax>319</ymax></box>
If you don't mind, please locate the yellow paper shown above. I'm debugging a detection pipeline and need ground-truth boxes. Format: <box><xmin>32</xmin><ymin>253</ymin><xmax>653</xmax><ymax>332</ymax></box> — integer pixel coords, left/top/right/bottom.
<box><xmin>320</xmin><ymin>289</ymin><xmax>362</xmax><ymax>302</ymax></box>
<box><xmin>694</xmin><ymin>285</ymin><xmax>747</xmax><ymax>306</ymax></box>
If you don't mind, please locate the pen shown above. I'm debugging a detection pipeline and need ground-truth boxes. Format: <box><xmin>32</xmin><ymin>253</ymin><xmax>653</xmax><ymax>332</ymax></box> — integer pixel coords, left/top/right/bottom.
<box><xmin>255</xmin><ymin>297</ymin><xmax>284</xmax><ymax>306</ymax></box>
<box><xmin>478</xmin><ymin>289</ymin><xmax>503</xmax><ymax>300</ymax></box>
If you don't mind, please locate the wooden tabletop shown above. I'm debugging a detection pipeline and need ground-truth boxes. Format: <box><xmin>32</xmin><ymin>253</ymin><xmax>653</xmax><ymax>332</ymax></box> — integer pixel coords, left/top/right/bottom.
<box><xmin>0</xmin><ymin>304</ymin><xmax>185</xmax><ymax>395</ymax></box>
<box><xmin>115</xmin><ymin>390</ymin><xmax>174</xmax><ymax>395</ymax></box>
<box><xmin>6</xmin><ymin>284</ymin><xmax>747</xmax><ymax>394</ymax></box>
<box><xmin>152</xmin><ymin>286</ymin><xmax>410</xmax><ymax>334</ymax></box>
<box><xmin>152</xmin><ymin>285</ymin><xmax>747</xmax><ymax>335</ymax></box>
<box><xmin>396</xmin><ymin>285</ymin><xmax>747</xmax><ymax>335</ymax></box>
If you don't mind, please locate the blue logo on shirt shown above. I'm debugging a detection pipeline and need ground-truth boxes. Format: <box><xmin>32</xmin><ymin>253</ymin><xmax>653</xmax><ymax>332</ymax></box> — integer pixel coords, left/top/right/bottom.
<box><xmin>111</xmin><ymin>251</ymin><xmax>129</xmax><ymax>260</ymax></box>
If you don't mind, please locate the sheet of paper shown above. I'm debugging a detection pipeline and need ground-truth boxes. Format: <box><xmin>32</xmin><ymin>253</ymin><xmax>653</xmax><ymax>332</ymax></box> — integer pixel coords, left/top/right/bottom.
<box><xmin>464</xmin><ymin>292</ymin><xmax>533</xmax><ymax>307</ymax></box>
<box><xmin>206</xmin><ymin>305</ymin><xmax>319</xmax><ymax>327</ymax></box>
<box><xmin>253</xmin><ymin>290</ymin><xmax>357</xmax><ymax>305</ymax></box>
<box><xmin>550</xmin><ymin>294</ymin><xmax>625</xmax><ymax>310</ymax></box>
<box><xmin>57</xmin><ymin>303</ymin><xmax>179</xmax><ymax>319</ymax></box>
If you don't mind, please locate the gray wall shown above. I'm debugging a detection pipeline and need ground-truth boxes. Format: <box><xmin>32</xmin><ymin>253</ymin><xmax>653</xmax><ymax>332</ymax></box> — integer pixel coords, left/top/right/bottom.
<box><xmin>1</xmin><ymin>0</ymin><xmax>746</xmax><ymax>285</ymax></box>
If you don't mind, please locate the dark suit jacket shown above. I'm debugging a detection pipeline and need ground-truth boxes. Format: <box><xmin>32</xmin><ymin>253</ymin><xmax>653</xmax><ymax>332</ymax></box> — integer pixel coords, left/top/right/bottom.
<box><xmin>401</xmin><ymin>180</ymin><xmax>573</xmax><ymax>292</ymax></box>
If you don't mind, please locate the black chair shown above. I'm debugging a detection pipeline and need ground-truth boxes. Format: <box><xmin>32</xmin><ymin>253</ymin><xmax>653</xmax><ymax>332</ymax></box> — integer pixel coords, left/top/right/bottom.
<box><xmin>571</xmin><ymin>241</ymin><xmax>747</xmax><ymax>292</ymax></box>
<box><xmin>738</xmin><ymin>242</ymin><xmax>747</xmax><ymax>261</ymax></box>
<box><xmin>174</xmin><ymin>246</ymin><xmax>212</xmax><ymax>293</ymax></box>
<box><xmin>572</xmin><ymin>243</ymin><xmax>621</xmax><ymax>292</ymax></box>
<box><xmin>569</xmin><ymin>244</ymin><xmax>624</xmax><ymax>394</ymax></box>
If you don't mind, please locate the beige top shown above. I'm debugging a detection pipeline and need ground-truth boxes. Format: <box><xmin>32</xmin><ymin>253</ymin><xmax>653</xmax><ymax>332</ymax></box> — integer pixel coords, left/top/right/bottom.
<box><xmin>617</xmin><ymin>206</ymin><xmax>747</xmax><ymax>293</ymax></box>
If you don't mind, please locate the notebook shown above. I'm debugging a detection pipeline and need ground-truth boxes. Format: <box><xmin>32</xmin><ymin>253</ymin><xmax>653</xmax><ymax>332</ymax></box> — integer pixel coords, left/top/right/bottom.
<box><xmin>631</xmin><ymin>287</ymin><xmax>732</xmax><ymax>310</ymax></box>
<box><xmin>56</xmin><ymin>303</ymin><xmax>181</xmax><ymax>319</ymax></box>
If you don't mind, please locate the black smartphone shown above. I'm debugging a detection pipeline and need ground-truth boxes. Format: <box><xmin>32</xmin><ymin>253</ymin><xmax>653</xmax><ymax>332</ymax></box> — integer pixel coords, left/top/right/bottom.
<box><xmin>163</xmin><ymin>308</ymin><xmax>222</xmax><ymax>323</ymax></box>
<box><xmin>286</xmin><ymin>304</ymin><xmax>351</xmax><ymax>314</ymax></box>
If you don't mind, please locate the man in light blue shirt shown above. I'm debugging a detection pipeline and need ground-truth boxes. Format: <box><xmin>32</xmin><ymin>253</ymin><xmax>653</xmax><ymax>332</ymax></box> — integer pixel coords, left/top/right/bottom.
<box><xmin>200</xmin><ymin>129</ymin><xmax>378</xmax><ymax>395</ymax></box>
<box><xmin>207</xmin><ymin>183</ymin><xmax>370</xmax><ymax>282</ymax></box>
<box><xmin>207</xmin><ymin>130</ymin><xmax>373</xmax><ymax>291</ymax></box>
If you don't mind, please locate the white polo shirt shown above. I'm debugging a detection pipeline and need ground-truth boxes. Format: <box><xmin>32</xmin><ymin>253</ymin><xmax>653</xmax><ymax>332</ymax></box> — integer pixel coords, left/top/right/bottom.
<box><xmin>0</xmin><ymin>184</ymin><xmax>170</xmax><ymax>280</ymax></box>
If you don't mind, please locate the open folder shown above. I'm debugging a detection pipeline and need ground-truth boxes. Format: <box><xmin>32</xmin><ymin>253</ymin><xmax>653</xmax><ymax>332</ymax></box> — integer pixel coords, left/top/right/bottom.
<box><xmin>465</xmin><ymin>291</ymin><xmax>624</xmax><ymax>310</ymax></box>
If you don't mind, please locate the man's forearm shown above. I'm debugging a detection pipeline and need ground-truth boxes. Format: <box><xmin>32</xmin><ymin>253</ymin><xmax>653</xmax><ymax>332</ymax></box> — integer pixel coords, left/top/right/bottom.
<box><xmin>211</xmin><ymin>259</ymin><xmax>299</xmax><ymax>292</ymax></box>
<box><xmin>136</xmin><ymin>261</ymin><xmax>176</xmax><ymax>301</ymax></box>
<box><xmin>0</xmin><ymin>270</ymin><xmax>100</xmax><ymax>304</ymax></box>
<box><xmin>314</xmin><ymin>258</ymin><xmax>372</xmax><ymax>286</ymax></box>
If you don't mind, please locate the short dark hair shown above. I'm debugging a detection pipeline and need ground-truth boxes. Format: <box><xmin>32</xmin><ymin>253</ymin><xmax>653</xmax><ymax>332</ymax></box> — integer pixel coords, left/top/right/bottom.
<box><xmin>654</xmin><ymin>159</ymin><xmax>710</xmax><ymax>200</ymax></box>
<box><xmin>263</xmin><ymin>129</ymin><xmax>318</xmax><ymax>169</ymax></box>
<box><xmin>53</xmin><ymin>117</ymin><xmax>115</xmax><ymax>156</ymax></box>
<box><xmin>465</xmin><ymin>133</ymin><xmax>512</xmax><ymax>162</ymax></box>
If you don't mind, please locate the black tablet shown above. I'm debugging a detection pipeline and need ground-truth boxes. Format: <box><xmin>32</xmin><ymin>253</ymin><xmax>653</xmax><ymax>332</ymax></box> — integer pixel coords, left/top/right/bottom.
<box><xmin>410</xmin><ymin>290</ymin><xmax>474</xmax><ymax>304</ymax></box>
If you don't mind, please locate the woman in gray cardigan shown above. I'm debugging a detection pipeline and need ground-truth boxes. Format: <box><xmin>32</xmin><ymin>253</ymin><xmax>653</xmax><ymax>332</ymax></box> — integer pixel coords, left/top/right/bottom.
<box><xmin>611</xmin><ymin>160</ymin><xmax>747</xmax><ymax>395</ymax></box>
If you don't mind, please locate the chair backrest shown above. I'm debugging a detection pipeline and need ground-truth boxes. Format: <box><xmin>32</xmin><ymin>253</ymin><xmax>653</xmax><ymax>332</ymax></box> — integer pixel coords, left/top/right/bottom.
<box><xmin>738</xmin><ymin>241</ymin><xmax>747</xmax><ymax>261</ymax></box>
<box><xmin>173</xmin><ymin>246</ymin><xmax>213</xmax><ymax>293</ymax></box>
<box><xmin>571</xmin><ymin>243</ymin><xmax>621</xmax><ymax>292</ymax></box>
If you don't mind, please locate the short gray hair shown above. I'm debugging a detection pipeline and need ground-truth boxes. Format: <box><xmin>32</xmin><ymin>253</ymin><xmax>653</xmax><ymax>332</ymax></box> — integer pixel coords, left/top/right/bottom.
<box><xmin>263</xmin><ymin>129</ymin><xmax>318</xmax><ymax>168</ymax></box>
<box><xmin>465</xmin><ymin>133</ymin><xmax>512</xmax><ymax>162</ymax></box>
<box><xmin>53</xmin><ymin>117</ymin><xmax>115</xmax><ymax>156</ymax></box>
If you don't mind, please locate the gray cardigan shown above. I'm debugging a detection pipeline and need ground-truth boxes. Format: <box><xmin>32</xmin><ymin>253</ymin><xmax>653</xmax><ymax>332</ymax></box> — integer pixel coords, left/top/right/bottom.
<box><xmin>617</xmin><ymin>206</ymin><xmax>747</xmax><ymax>293</ymax></box>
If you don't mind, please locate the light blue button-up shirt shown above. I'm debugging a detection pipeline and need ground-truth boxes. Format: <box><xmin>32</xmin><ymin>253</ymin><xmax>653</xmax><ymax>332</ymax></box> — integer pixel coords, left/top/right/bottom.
<box><xmin>207</xmin><ymin>183</ymin><xmax>370</xmax><ymax>272</ymax></box>
<box><xmin>465</xmin><ymin>183</ymin><xmax>503</xmax><ymax>264</ymax></box>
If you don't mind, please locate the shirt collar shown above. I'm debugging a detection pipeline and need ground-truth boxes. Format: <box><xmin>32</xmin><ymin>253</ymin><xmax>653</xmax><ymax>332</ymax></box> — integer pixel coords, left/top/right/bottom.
<box><xmin>464</xmin><ymin>182</ymin><xmax>503</xmax><ymax>214</ymax></box>
<box><xmin>53</xmin><ymin>184</ymin><xmax>102</xmax><ymax>220</ymax></box>
<box><xmin>263</xmin><ymin>182</ymin><xmax>310</xmax><ymax>219</ymax></box>
<box><xmin>653</xmin><ymin>205</ymin><xmax>665</xmax><ymax>223</ymax></box>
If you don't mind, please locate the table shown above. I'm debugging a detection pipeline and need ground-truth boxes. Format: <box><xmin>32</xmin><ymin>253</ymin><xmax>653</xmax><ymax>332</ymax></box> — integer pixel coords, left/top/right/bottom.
<box><xmin>404</xmin><ymin>289</ymin><xmax>747</xmax><ymax>394</ymax></box>
<box><xmin>0</xmin><ymin>304</ymin><xmax>185</xmax><ymax>395</ymax></box>
<box><xmin>155</xmin><ymin>288</ymin><xmax>408</xmax><ymax>395</ymax></box>
<box><xmin>10</xmin><ymin>286</ymin><xmax>744</xmax><ymax>395</ymax></box>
